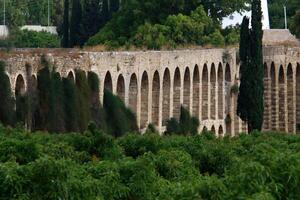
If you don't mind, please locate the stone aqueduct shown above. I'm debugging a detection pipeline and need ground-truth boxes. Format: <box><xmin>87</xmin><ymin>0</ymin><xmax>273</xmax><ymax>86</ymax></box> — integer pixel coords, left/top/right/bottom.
<box><xmin>1</xmin><ymin>45</ymin><xmax>299</xmax><ymax>135</ymax></box>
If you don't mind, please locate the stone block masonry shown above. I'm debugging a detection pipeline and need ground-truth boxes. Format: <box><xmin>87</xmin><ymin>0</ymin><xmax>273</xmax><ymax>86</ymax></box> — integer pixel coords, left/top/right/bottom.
<box><xmin>1</xmin><ymin>46</ymin><xmax>299</xmax><ymax>135</ymax></box>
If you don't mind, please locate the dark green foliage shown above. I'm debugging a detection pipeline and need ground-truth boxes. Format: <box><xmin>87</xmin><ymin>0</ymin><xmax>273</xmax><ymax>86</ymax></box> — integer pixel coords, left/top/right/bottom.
<box><xmin>70</xmin><ymin>0</ymin><xmax>83</xmax><ymax>47</ymax></box>
<box><xmin>166</xmin><ymin>106</ymin><xmax>199</xmax><ymax>135</ymax></box>
<box><xmin>103</xmin><ymin>90</ymin><xmax>138</xmax><ymax>137</ymax></box>
<box><xmin>49</xmin><ymin>72</ymin><xmax>65</xmax><ymax>132</ymax></box>
<box><xmin>62</xmin><ymin>0</ymin><xmax>70</xmax><ymax>47</ymax></box>
<box><xmin>36</xmin><ymin>67</ymin><xmax>52</xmax><ymax>130</ymax></box>
<box><xmin>237</xmin><ymin>0</ymin><xmax>264</xmax><ymax>131</ymax></box>
<box><xmin>75</xmin><ymin>69</ymin><xmax>91</xmax><ymax>132</ymax></box>
<box><xmin>1</xmin><ymin>126</ymin><xmax>300</xmax><ymax>199</ymax></box>
<box><xmin>268</xmin><ymin>0</ymin><xmax>300</xmax><ymax>29</ymax></box>
<box><xmin>290</xmin><ymin>10</ymin><xmax>300</xmax><ymax>38</ymax></box>
<box><xmin>88</xmin><ymin>72</ymin><xmax>106</xmax><ymax>130</ymax></box>
<box><xmin>88</xmin><ymin>6</ymin><xmax>226</xmax><ymax>48</ymax></box>
<box><xmin>0</xmin><ymin>61</ymin><xmax>15</xmax><ymax>126</ymax></box>
<box><xmin>63</xmin><ymin>77</ymin><xmax>79</xmax><ymax>132</ymax></box>
<box><xmin>10</xmin><ymin>29</ymin><xmax>60</xmax><ymax>48</ymax></box>
<box><xmin>87</xmin><ymin>0</ymin><xmax>249</xmax><ymax>48</ymax></box>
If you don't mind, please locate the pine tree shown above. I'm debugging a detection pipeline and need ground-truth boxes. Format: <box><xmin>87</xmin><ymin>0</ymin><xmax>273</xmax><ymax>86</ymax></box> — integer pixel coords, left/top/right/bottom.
<box><xmin>62</xmin><ymin>0</ymin><xmax>70</xmax><ymax>47</ymax></box>
<box><xmin>0</xmin><ymin>61</ymin><xmax>15</xmax><ymax>126</ymax></box>
<box><xmin>70</xmin><ymin>0</ymin><xmax>82</xmax><ymax>47</ymax></box>
<box><xmin>237</xmin><ymin>0</ymin><xmax>264</xmax><ymax>132</ymax></box>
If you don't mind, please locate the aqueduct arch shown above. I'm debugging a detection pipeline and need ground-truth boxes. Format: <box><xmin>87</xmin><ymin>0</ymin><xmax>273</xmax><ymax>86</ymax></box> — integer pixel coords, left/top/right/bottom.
<box><xmin>2</xmin><ymin>46</ymin><xmax>299</xmax><ymax>134</ymax></box>
<box><xmin>129</xmin><ymin>73</ymin><xmax>138</xmax><ymax>114</ymax></box>
<box><xmin>278</xmin><ymin>66</ymin><xmax>285</xmax><ymax>132</ymax></box>
<box><xmin>173</xmin><ymin>68</ymin><xmax>181</xmax><ymax>120</ymax></box>
<box><xmin>152</xmin><ymin>71</ymin><xmax>160</xmax><ymax>126</ymax></box>
<box><xmin>183</xmin><ymin>67</ymin><xmax>191</xmax><ymax>111</ymax></box>
<box><xmin>15</xmin><ymin>74</ymin><xmax>26</xmax><ymax>97</ymax></box>
<box><xmin>202</xmin><ymin>64</ymin><xmax>209</xmax><ymax>120</ymax></box>
<box><xmin>141</xmin><ymin>71</ymin><xmax>149</xmax><ymax>128</ymax></box>
<box><xmin>193</xmin><ymin>65</ymin><xmax>200</xmax><ymax>118</ymax></box>
<box><xmin>217</xmin><ymin>63</ymin><xmax>223</xmax><ymax>120</ymax></box>
<box><xmin>117</xmin><ymin>74</ymin><xmax>125</xmax><ymax>102</ymax></box>
<box><xmin>162</xmin><ymin>68</ymin><xmax>171</xmax><ymax>125</ymax></box>
<box><xmin>210</xmin><ymin>63</ymin><xmax>216</xmax><ymax>120</ymax></box>
<box><xmin>104</xmin><ymin>71</ymin><xmax>113</xmax><ymax>92</ymax></box>
<box><xmin>287</xmin><ymin>64</ymin><xmax>294</xmax><ymax>133</ymax></box>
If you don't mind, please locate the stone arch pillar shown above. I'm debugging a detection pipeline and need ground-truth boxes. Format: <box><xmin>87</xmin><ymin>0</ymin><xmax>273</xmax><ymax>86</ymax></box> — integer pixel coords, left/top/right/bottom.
<box><xmin>225</xmin><ymin>64</ymin><xmax>233</xmax><ymax>135</ymax></box>
<box><xmin>263</xmin><ymin>63</ymin><xmax>271</xmax><ymax>131</ymax></box>
<box><xmin>117</xmin><ymin>74</ymin><xmax>126</xmax><ymax>102</ymax></box>
<box><xmin>183</xmin><ymin>67</ymin><xmax>191</xmax><ymax>111</ymax></box>
<box><xmin>162</xmin><ymin>68</ymin><xmax>171</xmax><ymax>126</ymax></box>
<box><xmin>287</xmin><ymin>64</ymin><xmax>294</xmax><ymax>133</ymax></box>
<box><xmin>173</xmin><ymin>68</ymin><xmax>181</xmax><ymax>120</ymax></box>
<box><xmin>202</xmin><ymin>64</ymin><xmax>209</xmax><ymax>120</ymax></box>
<box><xmin>140</xmin><ymin>71</ymin><xmax>149</xmax><ymax>129</ymax></box>
<box><xmin>217</xmin><ymin>63</ymin><xmax>224</xmax><ymax>120</ymax></box>
<box><xmin>152</xmin><ymin>71</ymin><xmax>160</xmax><ymax>126</ymax></box>
<box><xmin>193</xmin><ymin>65</ymin><xmax>200</xmax><ymax>118</ymax></box>
<box><xmin>210</xmin><ymin>63</ymin><xmax>216</xmax><ymax>120</ymax></box>
<box><xmin>270</xmin><ymin>63</ymin><xmax>278</xmax><ymax>130</ymax></box>
<box><xmin>278</xmin><ymin>66</ymin><xmax>286</xmax><ymax>132</ymax></box>
<box><xmin>129</xmin><ymin>73</ymin><xmax>138</xmax><ymax>115</ymax></box>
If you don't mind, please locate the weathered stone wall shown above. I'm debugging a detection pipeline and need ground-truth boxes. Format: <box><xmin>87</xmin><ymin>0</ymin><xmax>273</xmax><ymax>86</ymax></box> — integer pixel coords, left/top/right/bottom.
<box><xmin>1</xmin><ymin>46</ymin><xmax>299</xmax><ymax>135</ymax></box>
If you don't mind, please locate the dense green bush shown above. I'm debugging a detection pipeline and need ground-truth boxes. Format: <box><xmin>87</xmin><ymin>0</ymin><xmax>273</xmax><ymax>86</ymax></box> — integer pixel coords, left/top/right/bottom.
<box><xmin>8</xmin><ymin>29</ymin><xmax>60</xmax><ymax>48</ymax></box>
<box><xmin>0</xmin><ymin>125</ymin><xmax>299</xmax><ymax>199</ymax></box>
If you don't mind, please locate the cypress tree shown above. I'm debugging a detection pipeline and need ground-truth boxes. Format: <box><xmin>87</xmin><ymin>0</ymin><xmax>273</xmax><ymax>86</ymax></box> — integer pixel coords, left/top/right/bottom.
<box><xmin>75</xmin><ymin>70</ymin><xmax>91</xmax><ymax>132</ymax></box>
<box><xmin>237</xmin><ymin>17</ymin><xmax>251</xmax><ymax>123</ymax></box>
<box><xmin>70</xmin><ymin>0</ymin><xmax>82</xmax><ymax>47</ymax></box>
<box><xmin>0</xmin><ymin>61</ymin><xmax>15</xmax><ymax>126</ymax></box>
<box><xmin>36</xmin><ymin>67</ymin><xmax>52</xmax><ymax>130</ymax></box>
<box><xmin>80</xmin><ymin>0</ymin><xmax>102</xmax><ymax>44</ymax></box>
<box><xmin>88</xmin><ymin>71</ymin><xmax>106</xmax><ymax>130</ymax></box>
<box><xmin>237</xmin><ymin>0</ymin><xmax>264</xmax><ymax>132</ymax></box>
<box><xmin>62</xmin><ymin>0</ymin><xmax>70</xmax><ymax>48</ymax></box>
<box><xmin>103</xmin><ymin>89</ymin><xmax>137</xmax><ymax>137</ymax></box>
<box><xmin>49</xmin><ymin>72</ymin><xmax>66</xmax><ymax>132</ymax></box>
<box><xmin>63</xmin><ymin>77</ymin><xmax>79</xmax><ymax>132</ymax></box>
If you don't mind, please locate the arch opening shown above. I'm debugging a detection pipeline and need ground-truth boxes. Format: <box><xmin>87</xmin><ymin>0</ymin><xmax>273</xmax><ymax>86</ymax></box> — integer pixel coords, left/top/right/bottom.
<box><xmin>218</xmin><ymin>125</ymin><xmax>223</xmax><ymax>136</ymax></box>
<box><xmin>225</xmin><ymin>64</ymin><xmax>231</xmax><ymax>82</ymax></box>
<box><xmin>183</xmin><ymin>67</ymin><xmax>191</xmax><ymax>111</ymax></box>
<box><xmin>15</xmin><ymin>74</ymin><xmax>26</xmax><ymax>97</ymax></box>
<box><xmin>210</xmin><ymin>64</ymin><xmax>216</xmax><ymax>120</ymax></box>
<box><xmin>202</xmin><ymin>64</ymin><xmax>209</xmax><ymax>120</ymax></box>
<box><xmin>162</xmin><ymin>68</ymin><xmax>171</xmax><ymax>126</ymax></box>
<box><xmin>117</xmin><ymin>74</ymin><xmax>125</xmax><ymax>102</ymax></box>
<box><xmin>173</xmin><ymin>68</ymin><xmax>181</xmax><ymax>120</ymax></box>
<box><xmin>152</xmin><ymin>71</ymin><xmax>160</xmax><ymax>126</ymax></box>
<box><xmin>211</xmin><ymin>125</ymin><xmax>216</xmax><ymax>134</ymax></box>
<box><xmin>67</xmin><ymin>71</ymin><xmax>75</xmax><ymax>82</ymax></box>
<box><xmin>129</xmin><ymin>73</ymin><xmax>138</xmax><ymax>114</ymax></box>
<box><xmin>193</xmin><ymin>65</ymin><xmax>200</xmax><ymax>118</ymax></box>
<box><xmin>278</xmin><ymin>66</ymin><xmax>285</xmax><ymax>132</ymax></box>
<box><xmin>226</xmin><ymin>114</ymin><xmax>232</xmax><ymax>135</ymax></box>
<box><xmin>217</xmin><ymin>63</ymin><xmax>224</xmax><ymax>119</ymax></box>
<box><xmin>141</xmin><ymin>72</ymin><xmax>149</xmax><ymax>128</ymax></box>
<box><xmin>104</xmin><ymin>71</ymin><xmax>113</xmax><ymax>92</ymax></box>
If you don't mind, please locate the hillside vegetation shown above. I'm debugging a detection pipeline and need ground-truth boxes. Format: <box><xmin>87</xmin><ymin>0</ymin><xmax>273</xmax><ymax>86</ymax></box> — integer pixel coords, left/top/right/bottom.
<box><xmin>0</xmin><ymin>125</ymin><xmax>299</xmax><ymax>199</ymax></box>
